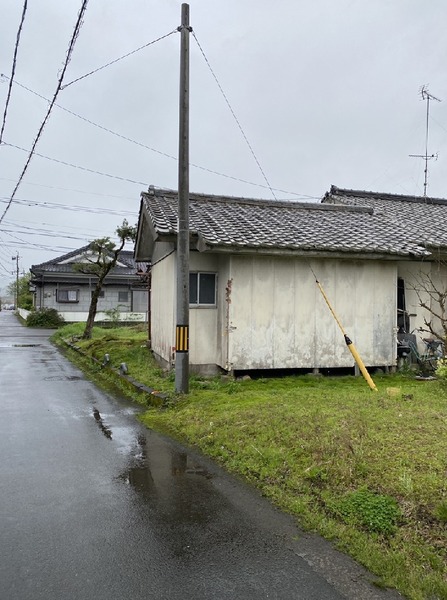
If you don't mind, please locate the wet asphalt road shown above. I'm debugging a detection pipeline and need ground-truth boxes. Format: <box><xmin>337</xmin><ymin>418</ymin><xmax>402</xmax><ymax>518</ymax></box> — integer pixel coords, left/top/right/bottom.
<box><xmin>0</xmin><ymin>312</ymin><xmax>403</xmax><ymax>600</ymax></box>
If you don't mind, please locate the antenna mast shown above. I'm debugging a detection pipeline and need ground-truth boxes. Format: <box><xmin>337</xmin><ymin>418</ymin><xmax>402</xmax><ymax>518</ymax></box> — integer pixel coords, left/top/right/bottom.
<box><xmin>409</xmin><ymin>85</ymin><xmax>441</xmax><ymax>197</ymax></box>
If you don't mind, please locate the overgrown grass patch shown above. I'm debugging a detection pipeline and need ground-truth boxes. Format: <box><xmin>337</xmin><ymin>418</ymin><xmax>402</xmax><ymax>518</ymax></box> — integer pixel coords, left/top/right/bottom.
<box><xmin>52</xmin><ymin>322</ymin><xmax>171</xmax><ymax>395</ymax></box>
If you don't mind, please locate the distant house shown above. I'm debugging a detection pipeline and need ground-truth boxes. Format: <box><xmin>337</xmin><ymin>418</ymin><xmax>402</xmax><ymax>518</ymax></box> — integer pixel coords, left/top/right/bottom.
<box><xmin>134</xmin><ymin>186</ymin><xmax>447</xmax><ymax>375</ymax></box>
<box><xmin>30</xmin><ymin>245</ymin><xmax>149</xmax><ymax>323</ymax></box>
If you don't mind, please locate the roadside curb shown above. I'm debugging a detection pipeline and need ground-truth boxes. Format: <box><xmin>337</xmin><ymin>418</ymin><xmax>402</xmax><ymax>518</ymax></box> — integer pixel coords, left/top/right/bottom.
<box><xmin>60</xmin><ymin>338</ymin><xmax>169</xmax><ymax>407</ymax></box>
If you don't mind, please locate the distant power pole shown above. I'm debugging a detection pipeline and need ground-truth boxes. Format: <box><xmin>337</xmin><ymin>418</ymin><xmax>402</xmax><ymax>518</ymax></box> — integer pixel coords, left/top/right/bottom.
<box><xmin>11</xmin><ymin>252</ymin><xmax>19</xmax><ymax>308</ymax></box>
<box><xmin>409</xmin><ymin>85</ymin><xmax>442</xmax><ymax>198</ymax></box>
<box><xmin>175</xmin><ymin>3</ymin><xmax>191</xmax><ymax>394</ymax></box>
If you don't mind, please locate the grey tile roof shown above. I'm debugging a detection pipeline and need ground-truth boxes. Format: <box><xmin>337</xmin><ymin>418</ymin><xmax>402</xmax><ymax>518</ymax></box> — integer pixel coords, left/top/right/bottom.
<box><xmin>140</xmin><ymin>188</ymin><xmax>432</xmax><ymax>258</ymax></box>
<box><xmin>322</xmin><ymin>186</ymin><xmax>447</xmax><ymax>251</ymax></box>
<box><xmin>31</xmin><ymin>245</ymin><xmax>141</xmax><ymax>277</ymax></box>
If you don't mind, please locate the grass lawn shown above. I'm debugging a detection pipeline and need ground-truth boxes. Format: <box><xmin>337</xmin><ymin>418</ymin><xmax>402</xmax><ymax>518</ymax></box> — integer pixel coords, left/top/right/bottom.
<box><xmin>53</xmin><ymin>324</ymin><xmax>447</xmax><ymax>600</ymax></box>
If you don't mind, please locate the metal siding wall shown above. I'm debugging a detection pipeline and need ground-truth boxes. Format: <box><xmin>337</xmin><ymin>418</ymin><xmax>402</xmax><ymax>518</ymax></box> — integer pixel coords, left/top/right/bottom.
<box><xmin>151</xmin><ymin>250</ymin><xmax>176</xmax><ymax>364</ymax></box>
<box><xmin>228</xmin><ymin>256</ymin><xmax>397</xmax><ymax>370</ymax></box>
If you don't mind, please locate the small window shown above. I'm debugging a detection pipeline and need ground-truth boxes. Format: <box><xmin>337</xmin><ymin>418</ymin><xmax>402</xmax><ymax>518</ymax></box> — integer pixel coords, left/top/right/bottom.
<box><xmin>91</xmin><ymin>290</ymin><xmax>105</xmax><ymax>299</ymax></box>
<box><xmin>189</xmin><ymin>272</ymin><xmax>216</xmax><ymax>306</ymax></box>
<box><xmin>118</xmin><ymin>291</ymin><xmax>129</xmax><ymax>303</ymax></box>
<box><xmin>57</xmin><ymin>289</ymin><xmax>79</xmax><ymax>303</ymax></box>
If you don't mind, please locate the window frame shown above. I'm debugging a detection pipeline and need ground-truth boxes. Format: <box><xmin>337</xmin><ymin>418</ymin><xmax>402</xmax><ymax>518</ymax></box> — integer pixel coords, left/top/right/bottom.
<box><xmin>118</xmin><ymin>291</ymin><xmax>129</xmax><ymax>303</ymax></box>
<box><xmin>56</xmin><ymin>288</ymin><xmax>80</xmax><ymax>303</ymax></box>
<box><xmin>189</xmin><ymin>272</ymin><xmax>217</xmax><ymax>307</ymax></box>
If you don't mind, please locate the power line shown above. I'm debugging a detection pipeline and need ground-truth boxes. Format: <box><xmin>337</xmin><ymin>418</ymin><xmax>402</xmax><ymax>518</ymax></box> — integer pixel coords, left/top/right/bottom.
<box><xmin>1</xmin><ymin>227</ymin><xmax>89</xmax><ymax>242</ymax></box>
<box><xmin>0</xmin><ymin>195</ymin><xmax>137</xmax><ymax>216</ymax></box>
<box><xmin>0</xmin><ymin>0</ymin><xmax>28</xmax><ymax>145</ymax></box>
<box><xmin>62</xmin><ymin>29</ymin><xmax>178</xmax><ymax>88</ymax></box>
<box><xmin>192</xmin><ymin>31</ymin><xmax>277</xmax><ymax>200</ymax></box>
<box><xmin>0</xmin><ymin>0</ymin><xmax>89</xmax><ymax>226</ymax></box>
<box><xmin>4</xmin><ymin>216</ymin><xmax>109</xmax><ymax>236</ymax></box>
<box><xmin>0</xmin><ymin>228</ymin><xmax>75</xmax><ymax>253</ymax></box>
<box><xmin>0</xmin><ymin>176</ymin><xmax>137</xmax><ymax>201</ymax></box>
<box><xmin>3</xmin><ymin>142</ymin><xmax>149</xmax><ymax>187</ymax></box>
<box><xmin>0</xmin><ymin>239</ymin><xmax>76</xmax><ymax>252</ymax></box>
<box><xmin>3</xmin><ymin>77</ymin><xmax>317</xmax><ymax>199</ymax></box>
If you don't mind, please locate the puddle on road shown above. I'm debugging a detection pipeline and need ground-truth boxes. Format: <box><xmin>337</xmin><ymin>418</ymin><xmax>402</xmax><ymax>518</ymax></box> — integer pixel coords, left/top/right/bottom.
<box><xmin>44</xmin><ymin>375</ymin><xmax>83</xmax><ymax>381</ymax></box>
<box><xmin>92</xmin><ymin>407</ymin><xmax>113</xmax><ymax>439</ymax></box>
<box><xmin>0</xmin><ymin>343</ymin><xmax>42</xmax><ymax>348</ymax></box>
<box><xmin>119</xmin><ymin>434</ymin><xmax>212</xmax><ymax>499</ymax></box>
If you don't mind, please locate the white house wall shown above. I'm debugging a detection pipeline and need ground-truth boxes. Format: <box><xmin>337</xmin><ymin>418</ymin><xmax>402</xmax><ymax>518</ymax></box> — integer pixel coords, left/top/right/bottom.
<box><xmin>150</xmin><ymin>243</ymin><xmax>176</xmax><ymax>365</ymax></box>
<box><xmin>189</xmin><ymin>251</ymin><xmax>220</xmax><ymax>369</ymax></box>
<box><xmin>37</xmin><ymin>283</ymin><xmax>133</xmax><ymax>313</ymax></box>
<box><xmin>227</xmin><ymin>255</ymin><xmax>397</xmax><ymax>370</ymax></box>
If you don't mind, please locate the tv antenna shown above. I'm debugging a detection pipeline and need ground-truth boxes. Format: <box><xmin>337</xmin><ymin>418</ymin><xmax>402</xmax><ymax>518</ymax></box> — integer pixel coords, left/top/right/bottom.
<box><xmin>409</xmin><ymin>85</ymin><xmax>441</xmax><ymax>197</ymax></box>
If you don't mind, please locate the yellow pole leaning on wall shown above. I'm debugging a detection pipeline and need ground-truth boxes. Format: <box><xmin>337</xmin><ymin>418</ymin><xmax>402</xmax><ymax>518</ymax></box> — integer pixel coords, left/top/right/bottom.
<box><xmin>315</xmin><ymin>279</ymin><xmax>378</xmax><ymax>392</ymax></box>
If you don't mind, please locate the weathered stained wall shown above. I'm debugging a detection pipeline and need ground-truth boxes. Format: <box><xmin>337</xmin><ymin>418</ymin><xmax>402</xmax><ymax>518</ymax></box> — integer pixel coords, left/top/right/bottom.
<box><xmin>150</xmin><ymin>248</ymin><xmax>222</xmax><ymax>370</ymax></box>
<box><xmin>226</xmin><ymin>256</ymin><xmax>397</xmax><ymax>370</ymax></box>
<box><xmin>150</xmin><ymin>243</ymin><xmax>176</xmax><ymax>366</ymax></box>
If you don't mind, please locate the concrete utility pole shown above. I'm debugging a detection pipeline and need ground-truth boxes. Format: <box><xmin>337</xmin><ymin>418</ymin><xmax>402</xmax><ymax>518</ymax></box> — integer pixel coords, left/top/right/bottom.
<box><xmin>11</xmin><ymin>252</ymin><xmax>19</xmax><ymax>308</ymax></box>
<box><xmin>175</xmin><ymin>3</ymin><xmax>191</xmax><ymax>393</ymax></box>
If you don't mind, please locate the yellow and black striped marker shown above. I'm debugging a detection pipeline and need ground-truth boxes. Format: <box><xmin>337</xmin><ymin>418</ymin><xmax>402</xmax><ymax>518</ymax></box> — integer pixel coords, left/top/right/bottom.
<box><xmin>176</xmin><ymin>325</ymin><xmax>189</xmax><ymax>353</ymax></box>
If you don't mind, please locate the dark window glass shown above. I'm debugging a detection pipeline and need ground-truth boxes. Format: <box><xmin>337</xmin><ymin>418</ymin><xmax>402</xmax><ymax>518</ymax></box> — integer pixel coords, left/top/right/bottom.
<box><xmin>118</xmin><ymin>291</ymin><xmax>128</xmax><ymax>302</ymax></box>
<box><xmin>199</xmin><ymin>273</ymin><xmax>216</xmax><ymax>304</ymax></box>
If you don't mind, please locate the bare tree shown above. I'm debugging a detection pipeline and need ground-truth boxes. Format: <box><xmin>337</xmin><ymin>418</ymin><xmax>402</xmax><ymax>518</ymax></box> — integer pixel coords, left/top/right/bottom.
<box><xmin>75</xmin><ymin>220</ymin><xmax>136</xmax><ymax>340</ymax></box>
<box><xmin>410</xmin><ymin>259</ymin><xmax>447</xmax><ymax>344</ymax></box>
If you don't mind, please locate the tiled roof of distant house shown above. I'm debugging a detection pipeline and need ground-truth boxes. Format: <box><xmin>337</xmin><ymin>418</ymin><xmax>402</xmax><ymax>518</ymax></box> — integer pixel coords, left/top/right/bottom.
<box><xmin>31</xmin><ymin>246</ymin><xmax>143</xmax><ymax>278</ymax></box>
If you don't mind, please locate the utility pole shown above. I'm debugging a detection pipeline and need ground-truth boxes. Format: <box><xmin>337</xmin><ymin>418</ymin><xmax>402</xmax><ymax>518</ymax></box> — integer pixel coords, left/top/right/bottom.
<box><xmin>175</xmin><ymin>3</ymin><xmax>191</xmax><ymax>393</ymax></box>
<box><xmin>409</xmin><ymin>85</ymin><xmax>442</xmax><ymax>198</ymax></box>
<box><xmin>11</xmin><ymin>252</ymin><xmax>19</xmax><ymax>308</ymax></box>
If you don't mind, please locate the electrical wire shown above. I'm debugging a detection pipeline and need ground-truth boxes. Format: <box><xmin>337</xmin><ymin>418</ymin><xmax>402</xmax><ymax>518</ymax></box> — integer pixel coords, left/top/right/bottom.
<box><xmin>1</xmin><ymin>227</ymin><xmax>89</xmax><ymax>242</ymax></box>
<box><xmin>2</xmin><ymin>77</ymin><xmax>317</xmax><ymax>199</ymax></box>
<box><xmin>0</xmin><ymin>0</ymin><xmax>28</xmax><ymax>145</ymax></box>
<box><xmin>0</xmin><ymin>0</ymin><xmax>89</xmax><ymax>226</ymax></box>
<box><xmin>0</xmin><ymin>176</ymin><xmax>137</xmax><ymax>201</ymax></box>
<box><xmin>4</xmin><ymin>216</ymin><xmax>108</xmax><ymax>237</ymax></box>
<box><xmin>0</xmin><ymin>239</ymin><xmax>76</xmax><ymax>252</ymax></box>
<box><xmin>192</xmin><ymin>31</ymin><xmax>277</xmax><ymax>201</ymax></box>
<box><xmin>61</xmin><ymin>29</ymin><xmax>178</xmax><ymax>89</ymax></box>
<box><xmin>0</xmin><ymin>195</ymin><xmax>137</xmax><ymax>216</ymax></box>
<box><xmin>3</xmin><ymin>142</ymin><xmax>149</xmax><ymax>187</ymax></box>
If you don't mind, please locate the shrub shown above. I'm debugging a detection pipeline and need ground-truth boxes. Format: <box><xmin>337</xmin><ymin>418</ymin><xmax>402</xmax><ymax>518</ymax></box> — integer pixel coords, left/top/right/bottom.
<box><xmin>26</xmin><ymin>308</ymin><xmax>65</xmax><ymax>328</ymax></box>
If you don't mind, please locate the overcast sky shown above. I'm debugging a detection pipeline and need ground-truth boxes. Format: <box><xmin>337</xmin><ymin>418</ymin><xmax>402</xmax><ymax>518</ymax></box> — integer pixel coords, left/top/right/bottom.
<box><xmin>1</xmin><ymin>0</ymin><xmax>446</xmax><ymax>295</ymax></box>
